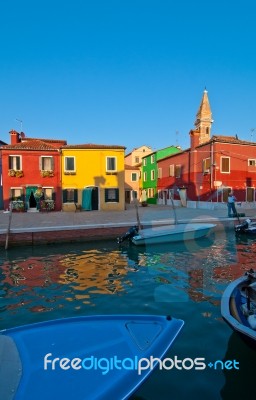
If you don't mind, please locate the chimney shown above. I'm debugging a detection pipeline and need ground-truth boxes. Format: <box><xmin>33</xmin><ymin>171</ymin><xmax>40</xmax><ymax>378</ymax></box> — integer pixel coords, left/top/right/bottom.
<box><xmin>9</xmin><ymin>130</ymin><xmax>20</xmax><ymax>145</ymax></box>
<box><xmin>190</xmin><ymin>129</ymin><xmax>200</xmax><ymax>150</ymax></box>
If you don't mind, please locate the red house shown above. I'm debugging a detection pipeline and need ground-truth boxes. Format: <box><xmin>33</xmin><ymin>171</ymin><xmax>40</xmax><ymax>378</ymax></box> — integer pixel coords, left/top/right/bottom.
<box><xmin>1</xmin><ymin>130</ymin><xmax>67</xmax><ymax>211</ymax></box>
<box><xmin>158</xmin><ymin>90</ymin><xmax>256</xmax><ymax>205</ymax></box>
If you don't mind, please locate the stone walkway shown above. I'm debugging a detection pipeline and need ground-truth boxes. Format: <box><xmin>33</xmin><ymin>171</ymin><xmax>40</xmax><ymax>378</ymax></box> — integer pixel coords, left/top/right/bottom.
<box><xmin>1</xmin><ymin>204</ymin><xmax>255</xmax><ymax>234</ymax></box>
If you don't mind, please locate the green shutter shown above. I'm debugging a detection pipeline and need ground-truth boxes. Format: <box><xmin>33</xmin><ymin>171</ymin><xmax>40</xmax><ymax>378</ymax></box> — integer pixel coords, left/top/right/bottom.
<box><xmin>74</xmin><ymin>189</ymin><xmax>78</xmax><ymax>203</ymax></box>
<box><xmin>63</xmin><ymin>189</ymin><xmax>67</xmax><ymax>203</ymax></box>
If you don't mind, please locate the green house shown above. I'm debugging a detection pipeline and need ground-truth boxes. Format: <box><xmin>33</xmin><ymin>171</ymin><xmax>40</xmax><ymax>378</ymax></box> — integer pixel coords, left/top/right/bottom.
<box><xmin>141</xmin><ymin>146</ymin><xmax>181</xmax><ymax>204</ymax></box>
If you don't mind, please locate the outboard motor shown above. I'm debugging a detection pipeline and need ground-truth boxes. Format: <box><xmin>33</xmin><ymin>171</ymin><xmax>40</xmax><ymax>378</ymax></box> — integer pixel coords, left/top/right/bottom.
<box><xmin>235</xmin><ymin>218</ymin><xmax>251</xmax><ymax>233</ymax></box>
<box><xmin>117</xmin><ymin>226</ymin><xmax>139</xmax><ymax>244</ymax></box>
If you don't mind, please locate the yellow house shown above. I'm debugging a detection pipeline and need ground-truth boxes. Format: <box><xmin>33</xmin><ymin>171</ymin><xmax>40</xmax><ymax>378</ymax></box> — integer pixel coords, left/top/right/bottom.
<box><xmin>61</xmin><ymin>144</ymin><xmax>126</xmax><ymax>211</ymax></box>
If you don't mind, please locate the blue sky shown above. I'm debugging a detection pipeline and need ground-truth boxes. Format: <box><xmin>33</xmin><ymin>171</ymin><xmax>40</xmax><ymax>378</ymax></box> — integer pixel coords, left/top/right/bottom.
<box><xmin>1</xmin><ymin>0</ymin><xmax>256</xmax><ymax>153</ymax></box>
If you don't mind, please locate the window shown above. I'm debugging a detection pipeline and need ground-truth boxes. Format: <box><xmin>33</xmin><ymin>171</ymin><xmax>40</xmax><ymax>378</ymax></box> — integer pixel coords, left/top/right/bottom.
<box><xmin>9</xmin><ymin>155</ymin><xmax>21</xmax><ymax>170</ymax></box>
<box><xmin>40</xmin><ymin>156</ymin><xmax>53</xmax><ymax>171</ymax></box>
<box><xmin>64</xmin><ymin>157</ymin><xmax>76</xmax><ymax>172</ymax></box>
<box><xmin>151</xmin><ymin>155</ymin><xmax>155</xmax><ymax>163</ymax></box>
<box><xmin>135</xmin><ymin>156</ymin><xmax>140</xmax><ymax>164</ymax></box>
<box><xmin>221</xmin><ymin>157</ymin><xmax>230</xmax><ymax>173</ymax></box>
<box><xmin>248</xmin><ymin>159</ymin><xmax>256</xmax><ymax>166</ymax></box>
<box><xmin>11</xmin><ymin>188</ymin><xmax>22</xmax><ymax>200</ymax></box>
<box><xmin>151</xmin><ymin>170</ymin><xmax>155</xmax><ymax>180</ymax></box>
<box><xmin>169</xmin><ymin>165</ymin><xmax>174</xmax><ymax>177</ymax></box>
<box><xmin>43</xmin><ymin>187</ymin><xmax>53</xmax><ymax>200</ymax></box>
<box><xmin>106</xmin><ymin>157</ymin><xmax>117</xmax><ymax>172</ymax></box>
<box><xmin>143</xmin><ymin>172</ymin><xmax>147</xmax><ymax>181</ymax></box>
<box><xmin>63</xmin><ymin>189</ymin><xmax>78</xmax><ymax>203</ymax></box>
<box><xmin>143</xmin><ymin>158</ymin><xmax>146</xmax><ymax>166</ymax></box>
<box><xmin>203</xmin><ymin>158</ymin><xmax>211</xmax><ymax>173</ymax></box>
<box><xmin>148</xmin><ymin>188</ymin><xmax>154</xmax><ymax>198</ymax></box>
<box><xmin>175</xmin><ymin>165</ymin><xmax>181</xmax><ymax>178</ymax></box>
<box><xmin>105</xmin><ymin>188</ymin><xmax>119</xmax><ymax>202</ymax></box>
<box><xmin>158</xmin><ymin>168</ymin><xmax>162</xmax><ymax>178</ymax></box>
<box><xmin>131</xmin><ymin>172</ymin><xmax>138</xmax><ymax>182</ymax></box>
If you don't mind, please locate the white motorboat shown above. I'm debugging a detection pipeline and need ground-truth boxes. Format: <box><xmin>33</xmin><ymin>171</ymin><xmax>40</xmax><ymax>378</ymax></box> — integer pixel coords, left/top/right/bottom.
<box><xmin>130</xmin><ymin>223</ymin><xmax>216</xmax><ymax>245</ymax></box>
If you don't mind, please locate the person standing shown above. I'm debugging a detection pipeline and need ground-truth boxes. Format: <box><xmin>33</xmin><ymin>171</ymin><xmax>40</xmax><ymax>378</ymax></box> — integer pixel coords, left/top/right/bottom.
<box><xmin>227</xmin><ymin>191</ymin><xmax>237</xmax><ymax>217</ymax></box>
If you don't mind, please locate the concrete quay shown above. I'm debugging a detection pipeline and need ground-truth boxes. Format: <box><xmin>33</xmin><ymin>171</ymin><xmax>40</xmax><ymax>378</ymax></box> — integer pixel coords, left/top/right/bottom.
<box><xmin>0</xmin><ymin>204</ymin><xmax>255</xmax><ymax>248</ymax></box>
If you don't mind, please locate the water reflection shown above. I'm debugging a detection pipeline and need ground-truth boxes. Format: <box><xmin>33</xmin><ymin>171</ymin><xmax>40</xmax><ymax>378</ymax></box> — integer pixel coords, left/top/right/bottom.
<box><xmin>220</xmin><ymin>332</ymin><xmax>256</xmax><ymax>399</ymax></box>
<box><xmin>0</xmin><ymin>232</ymin><xmax>256</xmax><ymax>328</ymax></box>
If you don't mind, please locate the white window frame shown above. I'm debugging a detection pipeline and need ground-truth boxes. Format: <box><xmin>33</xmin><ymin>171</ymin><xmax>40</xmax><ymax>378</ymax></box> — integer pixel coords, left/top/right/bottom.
<box><xmin>248</xmin><ymin>159</ymin><xmax>256</xmax><ymax>167</ymax></box>
<box><xmin>151</xmin><ymin>170</ymin><xmax>155</xmax><ymax>180</ymax></box>
<box><xmin>106</xmin><ymin>156</ymin><xmax>117</xmax><ymax>173</ymax></box>
<box><xmin>9</xmin><ymin>155</ymin><xmax>22</xmax><ymax>171</ymax></box>
<box><xmin>40</xmin><ymin>156</ymin><xmax>53</xmax><ymax>171</ymax></box>
<box><xmin>151</xmin><ymin>154</ymin><xmax>155</xmax><ymax>164</ymax></box>
<box><xmin>169</xmin><ymin>164</ymin><xmax>174</xmax><ymax>177</ymax></box>
<box><xmin>158</xmin><ymin>168</ymin><xmax>162</xmax><ymax>178</ymax></box>
<box><xmin>64</xmin><ymin>156</ymin><xmax>76</xmax><ymax>172</ymax></box>
<box><xmin>143</xmin><ymin>172</ymin><xmax>147</xmax><ymax>182</ymax></box>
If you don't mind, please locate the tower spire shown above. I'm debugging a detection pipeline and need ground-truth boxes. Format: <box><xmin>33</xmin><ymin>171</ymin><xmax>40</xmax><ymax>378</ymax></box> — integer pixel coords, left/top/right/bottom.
<box><xmin>194</xmin><ymin>89</ymin><xmax>213</xmax><ymax>144</ymax></box>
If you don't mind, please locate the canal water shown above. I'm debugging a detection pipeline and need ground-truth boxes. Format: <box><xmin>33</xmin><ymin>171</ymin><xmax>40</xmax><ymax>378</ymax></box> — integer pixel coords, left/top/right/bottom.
<box><xmin>0</xmin><ymin>229</ymin><xmax>256</xmax><ymax>400</ymax></box>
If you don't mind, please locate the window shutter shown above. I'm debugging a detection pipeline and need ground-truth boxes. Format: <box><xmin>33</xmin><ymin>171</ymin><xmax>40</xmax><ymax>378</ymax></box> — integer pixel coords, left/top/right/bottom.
<box><xmin>63</xmin><ymin>189</ymin><xmax>67</xmax><ymax>203</ymax></box>
<box><xmin>115</xmin><ymin>189</ymin><xmax>119</xmax><ymax>202</ymax></box>
<box><xmin>74</xmin><ymin>189</ymin><xmax>78</xmax><ymax>203</ymax></box>
<box><xmin>17</xmin><ymin>157</ymin><xmax>21</xmax><ymax>170</ymax></box>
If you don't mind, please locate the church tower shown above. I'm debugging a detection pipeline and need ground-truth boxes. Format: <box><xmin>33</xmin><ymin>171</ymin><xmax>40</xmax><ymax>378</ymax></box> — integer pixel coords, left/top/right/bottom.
<box><xmin>194</xmin><ymin>89</ymin><xmax>213</xmax><ymax>144</ymax></box>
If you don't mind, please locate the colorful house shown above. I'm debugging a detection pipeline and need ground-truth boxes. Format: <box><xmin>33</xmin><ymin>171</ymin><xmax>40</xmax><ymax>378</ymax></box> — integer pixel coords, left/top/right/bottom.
<box><xmin>125</xmin><ymin>145</ymin><xmax>153</xmax><ymax>166</ymax></box>
<box><xmin>141</xmin><ymin>145</ymin><xmax>181</xmax><ymax>204</ymax></box>
<box><xmin>124</xmin><ymin>145</ymin><xmax>153</xmax><ymax>204</ymax></box>
<box><xmin>61</xmin><ymin>144</ymin><xmax>126</xmax><ymax>211</ymax></box>
<box><xmin>124</xmin><ymin>164</ymin><xmax>140</xmax><ymax>204</ymax></box>
<box><xmin>1</xmin><ymin>130</ymin><xmax>66</xmax><ymax>211</ymax></box>
<box><xmin>157</xmin><ymin>90</ymin><xmax>256</xmax><ymax>206</ymax></box>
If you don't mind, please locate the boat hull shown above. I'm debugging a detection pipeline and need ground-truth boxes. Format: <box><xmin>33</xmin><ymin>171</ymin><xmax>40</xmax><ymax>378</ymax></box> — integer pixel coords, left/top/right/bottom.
<box><xmin>221</xmin><ymin>271</ymin><xmax>256</xmax><ymax>346</ymax></box>
<box><xmin>131</xmin><ymin>223</ymin><xmax>216</xmax><ymax>245</ymax></box>
<box><xmin>0</xmin><ymin>314</ymin><xmax>184</xmax><ymax>400</ymax></box>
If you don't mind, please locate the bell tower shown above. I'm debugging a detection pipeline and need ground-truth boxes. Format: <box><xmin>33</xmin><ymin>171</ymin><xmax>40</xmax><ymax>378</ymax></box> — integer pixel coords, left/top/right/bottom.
<box><xmin>194</xmin><ymin>89</ymin><xmax>213</xmax><ymax>144</ymax></box>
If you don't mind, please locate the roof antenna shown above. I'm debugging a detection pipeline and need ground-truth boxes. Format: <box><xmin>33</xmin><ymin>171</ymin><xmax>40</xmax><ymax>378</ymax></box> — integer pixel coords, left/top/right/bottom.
<box><xmin>16</xmin><ymin>118</ymin><xmax>23</xmax><ymax>131</ymax></box>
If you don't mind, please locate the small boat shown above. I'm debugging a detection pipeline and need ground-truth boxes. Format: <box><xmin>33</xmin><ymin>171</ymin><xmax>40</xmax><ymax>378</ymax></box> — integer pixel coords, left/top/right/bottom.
<box><xmin>221</xmin><ymin>269</ymin><xmax>256</xmax><ymax>346</ymax></box>
<box><xmin>0</xmin><ymin>314</ymin><xmax>184</xmax><ymax>400</ymax></box>
<box><xmin>117</xmin><ymin>197</ymin><xmax>215</xmax><ymax>246</ymax></box>
<box><xmin>235</xmin><ymin>218</ymin><xmax>256</xmax><ymax>235</ymax></box>
<box><xmin>130</xmin><ymin>223</ymin><xmax>216</xmax><ymax>246</ymax></box>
